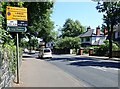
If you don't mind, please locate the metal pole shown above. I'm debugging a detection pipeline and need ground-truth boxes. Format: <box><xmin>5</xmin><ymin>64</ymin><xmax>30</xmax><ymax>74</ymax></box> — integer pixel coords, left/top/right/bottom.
<box><xmin>16</xmin><ymin>32</ymin><xmax>19</xmax><ymax>84</ymax></box>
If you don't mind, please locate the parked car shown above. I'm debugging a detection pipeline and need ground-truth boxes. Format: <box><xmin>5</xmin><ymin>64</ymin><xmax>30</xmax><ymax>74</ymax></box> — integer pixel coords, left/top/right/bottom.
<box><xmin>24</xmin><ymin>48</ymin><xmax>29</xmax><ymax>53</ymax></box>
<box><xmin>38</xmin><ymin>48</ymin><xmax>52</xmax><ymax>59</ymax></box>
<box><xmin>29</xmin><ymin>50</ymin><xmax>36</xmax><ymax>54</ymax></box>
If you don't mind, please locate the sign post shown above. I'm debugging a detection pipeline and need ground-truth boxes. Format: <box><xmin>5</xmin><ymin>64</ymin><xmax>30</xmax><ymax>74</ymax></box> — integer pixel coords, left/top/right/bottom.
<box><xmin>16</xmin><ymin>33</ymin><xmax>19</xmax><ymax>84</ymax></box>
<box><xmin>6</xmin><ymin>6</ymin><xmax>28</xmax><ymax>84</ymax></box>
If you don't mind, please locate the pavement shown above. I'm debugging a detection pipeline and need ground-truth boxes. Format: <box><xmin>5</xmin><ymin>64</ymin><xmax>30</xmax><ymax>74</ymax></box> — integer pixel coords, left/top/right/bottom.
<box><xmin>12</xmin><ymin>54</ymin><xmax>84</xmax><ymax>87</ymax></box>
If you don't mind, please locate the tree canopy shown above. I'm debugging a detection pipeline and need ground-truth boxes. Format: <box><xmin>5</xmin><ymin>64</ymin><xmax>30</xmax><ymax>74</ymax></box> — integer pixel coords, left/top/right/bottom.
<box><xmin>55</xmin><ymin>18</ymin><xmax>85</xmax><ymax>50</ymax></box>
<box><xmin>0</xmin><ymin>1</ymin><xmax>55</xmax><ymax>49</ymax></box>
<box><xmin>61</xmin><ymin>18</ymin><xmax>85</xmax><ymax>38</ymax></box>
<box><xmin>55</xmin><ymin>37</ymin><xmax>80</xmax><ymax>49</ymax></box>
<box><xmin>23</xmin><ymin>2</ymin><xmax>54</xmax><ymax>43</ymax></box>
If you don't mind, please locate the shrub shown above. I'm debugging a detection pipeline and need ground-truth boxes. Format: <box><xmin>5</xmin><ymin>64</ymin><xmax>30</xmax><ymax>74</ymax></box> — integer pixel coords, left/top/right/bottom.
<box><xmin>95</xmin><ymin>40</ymin><xmax>119</xmax><ymax>56</ymax></box>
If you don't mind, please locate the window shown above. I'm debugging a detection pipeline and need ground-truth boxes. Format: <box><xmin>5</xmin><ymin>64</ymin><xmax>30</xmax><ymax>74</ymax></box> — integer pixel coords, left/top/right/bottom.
<box><xmin>44</xmin><ymin>49</ymin><xmax>50</xmax><ymax>52</ymax></box>
<box><xmin>81</xmin><ymin>38</ymin><xmax>84</xmax><ymax>42</ymax></box>
<box><xmin>51</xmin><ymin>43</ymin><xmax>53</xmax><ymax>46</ymax></box>
<box><xmin>47</xmin><ymin>44</ymin><xmax>49</xmax><ymax>47</ymax></box>
<box><xmin>118</xmin><ymin>32</ymin><xmax>120</xmax><ymax>37</ymax></box>
<box><xmin>86</xmin><ymin>37</ymin><xmax>90</xmax><ymax>41</ymax></box>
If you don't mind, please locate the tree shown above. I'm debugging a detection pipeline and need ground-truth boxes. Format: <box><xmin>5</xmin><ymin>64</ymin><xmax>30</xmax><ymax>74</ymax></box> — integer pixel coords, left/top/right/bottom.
<box><xmin>1</xmin><ymin>1</ymin><xmax>25</xmax><ymax>46</ymax></box>
<box><xmin>55</xmin><ymin>37</ymin><xmax>80</xmax><ymax>49</ymax></box>
<box><xmin>101</xmin><ymin>24</ymin><xmax>107</xmax><ymax>33</ymax></box>
<box><xmin>0</xmin><ymin>2</ymin><xmax>16</xmax><ymax>46</ymax></box>
<box><xmin>20</xmin><ymin>39</ymin><xmax>29</xmax><ymax>48</ymax></box>
<box><xmin>23</xmin><ymin>2</ymin><xmax>54</xmax><ymax>43</ymax></box>
<box><xmin>55</xmin><ymin>18</ymin><xmax>84</xmax><ymax>51</ymax></box>
<box><xmin>29</xmin><ymin>37</ymin><xmax>38</xmax><ymax>50</ymax></box>
<box><xmin>96</xmin><ymin>1</ymin><xmax>120</xmax><ymax>58</ymax></box>
<box><xmin>1</xmin><ymin>1</ymin><xmax>54</xmax><ymax>50</ymax></box>
<box><xmin>61</xmin><ymin>18</ymin><xmax>85</xmax><ymax>38</ymax></box>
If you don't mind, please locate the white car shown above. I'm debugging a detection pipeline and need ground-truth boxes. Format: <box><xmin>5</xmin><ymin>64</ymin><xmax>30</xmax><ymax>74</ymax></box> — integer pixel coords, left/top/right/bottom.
<box><xmin>24</xmin><ymin>48</ymin><xmax>29</xmax><ymax>53</ymax></box>
<box><xmin>29</xmin><ymin>50</ymin><xmax>36</xmax><ymax>54</ymax></box>
<box><xmin>38</xmin><ymin>48</ymin><xmax>52</xmax><ymax>59</ymax></box>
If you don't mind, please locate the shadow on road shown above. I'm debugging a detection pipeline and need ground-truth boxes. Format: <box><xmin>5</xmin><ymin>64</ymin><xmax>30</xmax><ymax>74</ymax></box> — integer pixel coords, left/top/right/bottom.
<box><xmin>48</xmin><ymin>57</ymin><xmax>120</xmax><ymax>69</ymax></box>
<box><xmin>48</xmin><ymin>57</ymin><xmax>96</xmax><ymax>61</ymax></box>
<box><xmin>69</xmin><ymin>60</ymin><xmax>120</xmax><ymax>69</ymax></box>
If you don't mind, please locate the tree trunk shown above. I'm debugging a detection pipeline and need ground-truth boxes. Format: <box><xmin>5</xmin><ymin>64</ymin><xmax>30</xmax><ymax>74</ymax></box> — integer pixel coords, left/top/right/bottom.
<box><xmin>109</xmin><ymin>23</ymin><xmax>113</xmax><ymax>58</ymax></box>
<box><xmin>107</xmin><ymin>23</ymin><xmax>110</xmax><ymax>58</ymax></box>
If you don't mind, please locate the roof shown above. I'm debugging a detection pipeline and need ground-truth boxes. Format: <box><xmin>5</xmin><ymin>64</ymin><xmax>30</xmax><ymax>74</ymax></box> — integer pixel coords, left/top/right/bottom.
<box><xmin>79</xmin><ymin>29</ymin><xmax>94</xmax><ymax>37</ymax></box>
<box><xmin>114</xmin><ymin>23</ymin><xmax>120</xmax><ymax>32</ymax></box>
<box><xmin>79</xmin><ymin>29</ymin><xmax>105</xmax><ymax>38</ymax></box>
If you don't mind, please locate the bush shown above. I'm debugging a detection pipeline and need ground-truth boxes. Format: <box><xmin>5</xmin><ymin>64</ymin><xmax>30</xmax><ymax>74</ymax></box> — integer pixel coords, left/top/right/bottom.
<box><xmin>95</xmin><ymin>40</ymin><xmax>119</xmax><ymax>56</ymax></box>
<box><xmin>99</xmin><ymin>40</ymin><xmax>119</xmax><ymax>51</ymax></box>
<box><xmin>71</xmin><ymin>49</ymin><xmax>77</xmax><ymax>54</ymax></box>
<box><xmin>83</xmin><ymin>48</ymin><xmax>88</xmax><ymax>54</ymax></box>
<box><xmin>112</xmin><ymin>43</ymin><xmax>119</xmax><ymax>51</ymax></box>
<box><xmin>55</xmin><ymin>37</ymin><xmax>80</xmax><ymax>49</ymax></box>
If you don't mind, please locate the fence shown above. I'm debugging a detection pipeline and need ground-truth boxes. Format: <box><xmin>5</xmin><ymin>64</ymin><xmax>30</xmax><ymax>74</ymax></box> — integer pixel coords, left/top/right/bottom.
<box><xmin>112</xmin><ymin>51</ymin><xmax>120</xmax><ymax>58</ymax></box>
<box><xmin>52</xmin><ymin>48</ymin><xmax>70</xmax><ymax>54</ymax></box>
<box><xmin>92</xmin><ymin>48</ymin><xmax>120</xmax><ymax>58</ymax></box>
<box><xmin>0</xmin><ymin>46</ymin><xmax>22</xmax><ymax>88</ymax></box>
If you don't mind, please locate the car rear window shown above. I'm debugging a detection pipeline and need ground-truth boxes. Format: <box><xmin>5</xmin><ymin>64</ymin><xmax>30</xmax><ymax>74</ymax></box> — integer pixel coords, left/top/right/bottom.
<box><xmin>44</xmin><ymin>49</ymin><xmax>50</xmax><ymax>52</ymax></box>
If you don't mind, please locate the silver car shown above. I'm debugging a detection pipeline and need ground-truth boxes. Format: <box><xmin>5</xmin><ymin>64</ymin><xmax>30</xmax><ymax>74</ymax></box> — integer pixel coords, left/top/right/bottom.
<box><xmin>38</xmin><ymin>48</ymin><xmax>52</xmax><ymax>59</ymax></box>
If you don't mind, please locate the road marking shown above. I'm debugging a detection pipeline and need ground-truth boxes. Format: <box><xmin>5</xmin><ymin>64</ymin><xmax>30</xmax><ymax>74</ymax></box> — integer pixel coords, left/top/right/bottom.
<box><xmin>89</xmin><ymin>66</ymin><xmax>119</xmax><ymax>71</ymax></box>
<box><xmin>89</xmin><ymin>66</ymin><xmax>106</xmax><ymax>71</ymax></box>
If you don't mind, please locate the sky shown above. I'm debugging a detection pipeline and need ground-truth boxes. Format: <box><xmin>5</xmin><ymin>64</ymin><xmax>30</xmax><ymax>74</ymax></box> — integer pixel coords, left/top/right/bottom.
<box><xmin>51</xmin><ymin>1</ymin><xmax>104</xmax><ymax>31</ymax></box>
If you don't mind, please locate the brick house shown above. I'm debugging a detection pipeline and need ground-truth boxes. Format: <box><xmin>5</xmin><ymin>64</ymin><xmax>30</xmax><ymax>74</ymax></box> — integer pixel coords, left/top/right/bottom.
<box><xmin>79</xmin><ymin>26</ymin><xmax>108</xmax><ymax>47</ymax></box>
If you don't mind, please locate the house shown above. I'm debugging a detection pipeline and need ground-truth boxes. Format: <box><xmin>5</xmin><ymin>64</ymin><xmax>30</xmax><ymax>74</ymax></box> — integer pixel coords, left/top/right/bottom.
<box><xmin>79</xmin><ymin>26</ymin><xmax>108</xmax><ymax>47</ymax></box>
<box><xmin>46</xmin><ymin>41</ymin><xmax>54</xmax><ymax>49</ymax></box>
<box><xmin>113</xmin><ymin>24</ymin><xmax>120</xmax><ymax>43</ymax></box>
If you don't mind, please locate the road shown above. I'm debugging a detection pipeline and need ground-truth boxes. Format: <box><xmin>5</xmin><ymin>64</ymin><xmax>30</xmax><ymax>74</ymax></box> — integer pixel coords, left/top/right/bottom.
<box><xmin>30</xmin><ymin>53</ymin><xmax>119</xmax><ymax>87</ymax></box>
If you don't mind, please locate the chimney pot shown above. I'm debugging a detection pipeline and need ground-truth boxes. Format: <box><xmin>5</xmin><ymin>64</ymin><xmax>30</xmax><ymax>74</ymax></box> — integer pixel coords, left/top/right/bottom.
<box><xmin>87</xmin><ymin>26</ymin><xmax>91</xmax><ymax>31</ymax></box>
<box><xmin>96</xmin><ymin>26</ymin><xmax>100</xmax><ymax>36</ymax></box>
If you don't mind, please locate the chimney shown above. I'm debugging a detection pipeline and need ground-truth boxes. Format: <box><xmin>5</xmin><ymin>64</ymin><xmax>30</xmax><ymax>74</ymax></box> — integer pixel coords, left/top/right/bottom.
<box><xmin>87</xmin><ymin>26</ymin><xmax>91</xmax><ymax>31</ymax></box>
<box><xmin>96</xmin><ymin>26</ymin><xmax>100</xmax><ymax>36</ymax></box>
<box><xmin>104</xmin><ymin>28</ymin><xmax>108</xmax><ymax>35</ymax></box>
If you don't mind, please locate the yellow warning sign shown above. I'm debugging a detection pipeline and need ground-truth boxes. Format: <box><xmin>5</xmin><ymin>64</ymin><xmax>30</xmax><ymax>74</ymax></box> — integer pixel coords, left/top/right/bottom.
<box><xmin>6</xmin><ymin>6</ymin><xmax>27</xmax><ymax>21</ymax></box>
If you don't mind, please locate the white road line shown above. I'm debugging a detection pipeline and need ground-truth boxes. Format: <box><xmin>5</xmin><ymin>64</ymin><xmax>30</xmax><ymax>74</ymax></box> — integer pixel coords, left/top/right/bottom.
<box><xmin>89</xmin><ymin>66</ymin><xmax>119</xmax><ymax>71</ymax></box>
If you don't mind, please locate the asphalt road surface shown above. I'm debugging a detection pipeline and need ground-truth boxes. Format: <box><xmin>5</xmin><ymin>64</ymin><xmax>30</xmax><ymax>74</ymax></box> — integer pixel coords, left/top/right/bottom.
<box><xmin>28</xmin><ymin>53</ymin><xmax>119</xmax><ymax>87</ymax></box>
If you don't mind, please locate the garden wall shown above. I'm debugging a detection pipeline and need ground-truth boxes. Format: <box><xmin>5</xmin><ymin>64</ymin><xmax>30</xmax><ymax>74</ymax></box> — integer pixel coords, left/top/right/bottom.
<box><xmin>52</xmin><ymin>48</ymin><xmax>70</xmax><ymax>54</ymax></box>
<box><xmin>92</xmin><ymin>48</ymin><xmax>120</xmax><ymax>58</ymax></box>
<box><xmin>0</xmin><ymin>46</ymin><xmax>22</xmax><ymax>88</ymax></box>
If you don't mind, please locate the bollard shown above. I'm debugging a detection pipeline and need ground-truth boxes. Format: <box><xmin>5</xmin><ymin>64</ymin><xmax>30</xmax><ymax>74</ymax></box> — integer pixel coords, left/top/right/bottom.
<box><xmin>89</xmin><ymin>48</ymin><xmax>93</xmax><ymax>56</ymax></box>
<box><xmin>79</xmin><ymin>48</ymin><xmax>84</xmax><ymax>55</ymax></box>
